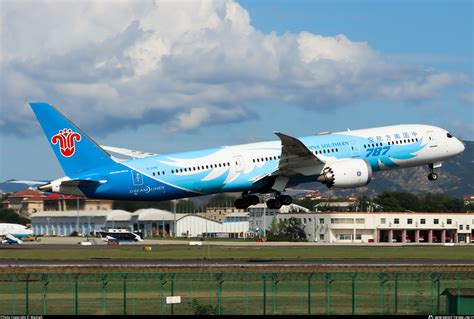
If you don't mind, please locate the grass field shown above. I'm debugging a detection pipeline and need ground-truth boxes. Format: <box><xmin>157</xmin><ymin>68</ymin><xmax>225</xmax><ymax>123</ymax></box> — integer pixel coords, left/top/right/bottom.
<box><xmin>1</xmin><ymin>271</ymin><xmax>472</xmax><ymax>315</ymax></box>
<box><xmin>1</xmin><ymin>245</ymin><xmax>473</xmax><ymax>260</ymax></box>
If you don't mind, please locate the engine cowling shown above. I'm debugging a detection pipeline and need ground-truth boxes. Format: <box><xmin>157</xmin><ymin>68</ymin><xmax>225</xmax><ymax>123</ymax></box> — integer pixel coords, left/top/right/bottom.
<box><xmin>316</xmin><ymin>159</ymin><xmax>372</xmax><ymax>188</ymax></box>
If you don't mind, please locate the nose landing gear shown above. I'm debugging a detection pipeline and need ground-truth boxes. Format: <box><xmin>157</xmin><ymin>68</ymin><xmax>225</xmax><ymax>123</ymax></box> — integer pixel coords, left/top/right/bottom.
<box><xmin>427</xmin><ymin>163</ymin><xmax>439</xmax><ymax>181</ymax></box>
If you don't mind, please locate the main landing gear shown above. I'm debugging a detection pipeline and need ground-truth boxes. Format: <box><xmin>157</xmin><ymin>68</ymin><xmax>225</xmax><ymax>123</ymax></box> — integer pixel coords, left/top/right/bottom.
<box><xmin>266</xmin><ymin>193</ymin><xmax>292</xmax><ymax>209</ymax></box>
<box><xmin>233</xmin><ymin>193</ymin><xmax>293</xmax><ymax>210</ymax></box>
<box><xmin>234</xmin><ymin>194</ymin><xmax>260</xmax><ymax>210</ymax></box>
<box><xmin>427</xmin><ymin>163</ymin><xmax>438</xmax><ymax>181</ymax></box>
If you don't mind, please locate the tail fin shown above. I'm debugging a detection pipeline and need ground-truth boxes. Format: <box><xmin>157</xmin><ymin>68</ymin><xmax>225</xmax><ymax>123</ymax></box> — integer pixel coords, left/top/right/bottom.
<box><xmin>30</xmin><ymin>102</ymin><xmax>115</xmax><ymax>176</ymax></box>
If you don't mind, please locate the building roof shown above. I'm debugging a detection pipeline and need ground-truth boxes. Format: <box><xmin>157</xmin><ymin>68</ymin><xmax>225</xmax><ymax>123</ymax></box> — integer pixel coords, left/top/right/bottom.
<box><xmin>30</xmin><ymin>210</ymin><xmax>111</xmax><ymax>218</ymax></box>
<box><xmin>23</xmin><ymin>196</ymin><xmax>48</xmax><ymax>202</ymax></box>
<box><xmin>44</xmin><ymin>193</ymin><xmax>82</xmax><ymax>200</ymax></box>
<box><xmin>134</xmin><ymin>208</ymin><xmax>185</xmax><ymax>221</ymax></box>
<box><xmin>106</xmin><ymin>210</ymin><xmax>134</xmax><ymax>221</ymax></box>
<box><xmin>177</xmin><ymin>214</ymin><xmax>222</xmax><ymax>224</ymax></box>
<box><xmin>441</xmin><ymin>288</ymin><xmax>474</xmax><ymax>297</ymax></box>
<box><xmin>248</xmin><ymin>203</ymin><xmax>309</xmax><ymax>212</ymax></box>
<box><xmin>10</xmin><ymin>189</ymin><xmax>44</xmax><ymax>197</ymax></box>
<box><xmin>224</xmin><ymin>212</ymin><xmax>249</xmax><ymax>218</ymax></box>
<box><xmin>277</xmin><ymin>211</ymin><xmax>474</xmax><ymax>215</ymax></box>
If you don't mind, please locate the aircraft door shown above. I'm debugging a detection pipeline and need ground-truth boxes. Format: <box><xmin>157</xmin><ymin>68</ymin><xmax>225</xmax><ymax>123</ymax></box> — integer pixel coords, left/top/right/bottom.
<box><xmin>349</xmin><ymin>141</ymin><xmax>360</xmax><ymax>157</ymax></box>
<box><xmin>131</xmin><ymin>171</ymin><xmax>144</xmax><ymax>186</ymax></box>
<box><xmin>426</xmin><ymin>131</ymin><xmax>438</xmax><ymax>147</ymax></box>
<box><xmin>233</xmin><ymin>155</ymin><xmax>245</xmax><ymax>172</ymax></box>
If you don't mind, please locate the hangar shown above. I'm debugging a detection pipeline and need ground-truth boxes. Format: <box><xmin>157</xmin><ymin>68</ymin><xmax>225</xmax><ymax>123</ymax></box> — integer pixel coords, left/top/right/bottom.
<box><xmin>30</xmin><ymin>208</ymin><xmax>249</xmax><ymax>238</ymax></box>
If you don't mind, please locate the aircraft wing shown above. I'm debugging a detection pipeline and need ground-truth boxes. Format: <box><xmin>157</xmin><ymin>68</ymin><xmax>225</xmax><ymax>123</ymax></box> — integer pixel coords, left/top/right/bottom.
<box><xmin>273</xmin><ymin>131</ymin><xmax>325</xmax><ymax>174</ymax></box>
<box><xmin>100</xmin><ymin>145</ymin><xmax>158</xmax><ymax>159</ymax></box>
<box><xmin>251</xmin><ymin>132</ymin><xmax>326</xmax><ymax>192</ymax></box>
<box><xmin>4</xmin><ymin>234</ymin><xmax>22</xmax><ymax>244</ymax></box>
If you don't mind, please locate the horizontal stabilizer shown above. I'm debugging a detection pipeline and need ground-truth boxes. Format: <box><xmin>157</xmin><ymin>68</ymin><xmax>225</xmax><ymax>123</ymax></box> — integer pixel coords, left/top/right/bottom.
<box><xmin>39</xmin><ymin>179</ymin><xmax>106</xmax><ymax>192</ymax></box>
<box><xmin>6</xmin><ymin>179</ymin><xmax>50</xmax><ymax>186</ymax></box>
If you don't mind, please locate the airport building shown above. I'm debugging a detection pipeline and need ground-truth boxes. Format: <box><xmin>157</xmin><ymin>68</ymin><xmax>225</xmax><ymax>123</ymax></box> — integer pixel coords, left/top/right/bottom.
<box><xmin>196</xmin><ymin>206</ymin><xmax>245</xmax><ymax>222</ymax></box>
<box><xmin>30</xmin><ymin>208</ymin><xmax>249</xmax><ymax>238</ymax></box>
<box><xmin>277</xmin><ymin>212</ymin><xmax>474</xmax><ymax>243</ymax></box>
<box><xmin>3</xmin><ymin>189</ymin><xmax>112</xmax><ymax>217</ymax></box>
<box><xmin>248</xmin><ymin>203</ymin><xmax>309</xmax><ymax>234</ymax></box>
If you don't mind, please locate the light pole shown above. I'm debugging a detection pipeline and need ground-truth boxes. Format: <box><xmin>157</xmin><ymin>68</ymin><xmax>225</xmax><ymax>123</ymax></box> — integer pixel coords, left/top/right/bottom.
<box><xmin>263</xmin><ymin>206</ymin><xmax>266</xmax><ymax>238</ymax></box>
<box><xmin>173</xmin><ymin>199</ymin><xmax>177</xmax><ymax>237</ymax></box>
<box><xmin>75</xmin><ymin>197</ymin><xmax>80</xmax><ymax>235</ymax></box>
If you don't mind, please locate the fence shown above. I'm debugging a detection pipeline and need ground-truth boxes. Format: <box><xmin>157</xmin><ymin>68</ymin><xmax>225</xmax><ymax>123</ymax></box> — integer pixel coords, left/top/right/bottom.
<box><xmin>0</xmin><ymin>271</ymin><xmax>472</xmax><ymax>315</ymax></box>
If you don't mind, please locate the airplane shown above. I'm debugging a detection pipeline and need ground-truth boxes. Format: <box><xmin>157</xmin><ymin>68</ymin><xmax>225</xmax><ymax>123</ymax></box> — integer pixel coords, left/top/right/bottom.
<box><xmin>29</xmin><ymin>102</ymin><xmax>465</xmax><ymax>210</ymax></box>
<box><xmin>0</xmin><ymin>223</ymin><xmax>34</xmax><ymax>244</ymax></box>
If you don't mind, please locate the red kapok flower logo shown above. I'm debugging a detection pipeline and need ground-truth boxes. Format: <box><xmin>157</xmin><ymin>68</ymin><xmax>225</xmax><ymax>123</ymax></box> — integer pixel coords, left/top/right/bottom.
<box><xmin>51</xmin><ymin>128</ymin><xmax>81</xmax><ymax>157</ymax></box>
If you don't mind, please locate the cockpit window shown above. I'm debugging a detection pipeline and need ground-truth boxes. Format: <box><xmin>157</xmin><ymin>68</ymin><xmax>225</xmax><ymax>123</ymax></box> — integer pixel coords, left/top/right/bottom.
<box><xmin>447</xmin><ymin>133</ymin><xmax>453</xmax><ymax>138</ymax></box>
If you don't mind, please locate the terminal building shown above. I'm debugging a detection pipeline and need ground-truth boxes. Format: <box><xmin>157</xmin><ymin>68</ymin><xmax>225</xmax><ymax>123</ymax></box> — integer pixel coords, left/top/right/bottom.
<box><xmin>30</xmin><ymin>208</ymin><xmax>249</xmax><ymax>239</ymax></box>
<box><xmin>277</xmin><ymin>212</ymin><xmax>474</xmax><ymax>243</ymax></box>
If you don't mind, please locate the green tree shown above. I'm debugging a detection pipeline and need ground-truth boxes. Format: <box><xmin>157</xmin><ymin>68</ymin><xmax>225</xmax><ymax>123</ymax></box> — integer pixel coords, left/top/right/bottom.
<box><xmin>0</xmin><ymin>208</ymin><xmax>31</xmax><ymax>225</ymax></box>
<box><xmin>266</xmin><ymin>217</ymin><xmax>306</xmax><ymax>241</ymax></box>
<box><xmin>374</xmin><ymin>192</ymin><xmax>420</xmax><ymax>212</ymax></box>
<box><xmin>419</xmin><ymin>193</ymin><xmax>464</xmax><ymax>212</ymax></box>
<box><xmin>206</xmin><ymin>194</ymin><xmax>239</xmax><ymax>207</ymax></box>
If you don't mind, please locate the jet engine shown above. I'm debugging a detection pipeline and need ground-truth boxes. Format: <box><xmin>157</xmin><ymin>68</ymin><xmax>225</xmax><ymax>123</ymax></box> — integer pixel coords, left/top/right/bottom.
<box><xmin>316</xmin><ymin>159</ymin><xmax>372</xmax><ymax>188</ymax></box>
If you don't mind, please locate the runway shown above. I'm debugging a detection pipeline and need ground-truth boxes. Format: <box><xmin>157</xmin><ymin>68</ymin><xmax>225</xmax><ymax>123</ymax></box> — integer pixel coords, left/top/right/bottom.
<box><xmin>1</xmin><ymin>258</ymin><xmax>473</xmax><ymax>267</ymax></box>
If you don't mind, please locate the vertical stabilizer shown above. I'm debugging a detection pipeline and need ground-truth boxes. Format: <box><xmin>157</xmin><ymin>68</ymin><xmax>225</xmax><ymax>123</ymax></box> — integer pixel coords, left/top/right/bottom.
<box><xmin>30</xmin><ymin>102</ymin><xmax>115</xmax><ymax>175</ymax></box>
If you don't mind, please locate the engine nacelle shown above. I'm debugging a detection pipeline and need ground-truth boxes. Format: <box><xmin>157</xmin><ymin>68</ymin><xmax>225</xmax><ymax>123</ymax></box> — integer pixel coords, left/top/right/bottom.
<box><xmin>317</xmin><ymin>159</ymin><xmax>372</xmax><ymax>188</ymax></box>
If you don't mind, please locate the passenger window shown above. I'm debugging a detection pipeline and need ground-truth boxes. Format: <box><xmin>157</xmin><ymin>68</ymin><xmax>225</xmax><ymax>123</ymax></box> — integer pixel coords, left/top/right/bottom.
<box><xmin>152</xmin><ymin>172</ymin><xmax>155</xmax><ymax>176</ymax></box>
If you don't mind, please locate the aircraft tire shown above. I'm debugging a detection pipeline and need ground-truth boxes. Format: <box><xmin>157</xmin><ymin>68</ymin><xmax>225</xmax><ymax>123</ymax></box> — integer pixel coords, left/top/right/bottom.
<box><xmin>266</xmin><ymin>199</ymin><xmax>276</xmax><ymax>209</ymax></box>
<box><xmin>234</xmin><ymin>198</ymin><xmax>244</xmax><ymax>209</ymax></box>
<box><xmin>281</xmin><ymin>195</ymin><xmax>292</xmax><ymax>206</ymax></box>
<box><xmin>273</xmin><ymin>199</ymin><xmax>282</xmax><ymax>209</ymax></box>
<box><xmin>249</xmin><ymin>195</ymin><xmax>260</xmax><ymax>206</ymax></box>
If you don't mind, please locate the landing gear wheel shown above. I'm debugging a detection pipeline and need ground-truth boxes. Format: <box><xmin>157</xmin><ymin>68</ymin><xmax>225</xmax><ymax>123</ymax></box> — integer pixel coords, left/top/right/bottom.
<box><xmin>234</xmin><ymin>198</ymin><xmax>250</xmax><ymax>209</ymax></box>
<box><xmin>281</xmin><ymin>195</ymin><xmax>292</xmax><ymax>206</ymax></box>
<box><xmin>248</xmin><ymin>195</ymin><xmax>260</xmax><ymax>206</ymax></box>
<box><xmin>266</xmin><ymin>199</ymin><xmax>275</xmax><ymax>209</ymax></box>
<box><xmin>273</xmin><ymin>199</ymin><xmax>282</xmax><ymax>209</ymax></box>
<box><xmin>428</xmin><ymin>173</ymin><xmax>438</xmax><ymax>181</ymax></box>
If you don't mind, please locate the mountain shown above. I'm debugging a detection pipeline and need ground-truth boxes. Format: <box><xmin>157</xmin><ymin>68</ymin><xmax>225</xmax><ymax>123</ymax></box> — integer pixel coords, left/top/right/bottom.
<box><xmin>0</xmin><ymin>180</ymin><xmax>34</xmax><ymax>193</ymax></box>
<box><xmin>294</xmin><ymin>140</ymin><xmax>474</xmax><ymax>198</ymax></box>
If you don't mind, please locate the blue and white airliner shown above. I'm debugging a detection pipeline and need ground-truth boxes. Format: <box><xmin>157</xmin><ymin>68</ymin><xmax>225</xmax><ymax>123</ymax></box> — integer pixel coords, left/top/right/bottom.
<box><xmin>0</xmin><ymin>223</ymin><xmax>34</xmax><ymax>244</ymax></box>
<box><xmin>30</xmin><ymin>103</ymin><xmax>465</xmax><ymax>209</ymax></box>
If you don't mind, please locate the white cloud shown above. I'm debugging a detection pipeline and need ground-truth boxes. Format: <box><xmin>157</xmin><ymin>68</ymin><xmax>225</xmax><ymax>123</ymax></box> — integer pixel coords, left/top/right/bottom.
<box><xmin>0</xmin><ymin>0</ymin><xmax>470</xmax><ymax>136</ymax></box>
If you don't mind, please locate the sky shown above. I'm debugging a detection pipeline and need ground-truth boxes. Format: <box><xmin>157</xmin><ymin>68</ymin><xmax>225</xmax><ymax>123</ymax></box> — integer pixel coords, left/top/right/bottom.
<box><xmin>0</xmin><ymin>0</ymin><xmax>472</xmax><ymax>181</ymax></box>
